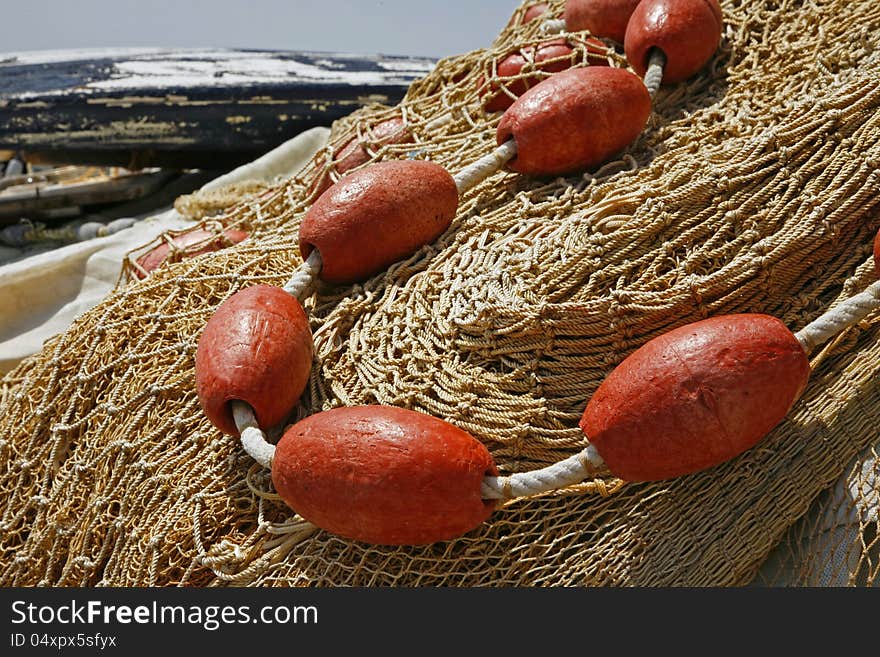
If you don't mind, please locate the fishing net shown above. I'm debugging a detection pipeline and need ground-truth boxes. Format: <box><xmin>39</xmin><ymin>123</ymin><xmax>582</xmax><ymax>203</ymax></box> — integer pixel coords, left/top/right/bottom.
<box><xmin>173</xmin><ymin>181</ymin><xmax>272</xmax><ymax>222</ymax></box>
<box><xmin>2</xmin><ymin>0</ymin><xmax>880</xmax><ymax>587</ymax></box>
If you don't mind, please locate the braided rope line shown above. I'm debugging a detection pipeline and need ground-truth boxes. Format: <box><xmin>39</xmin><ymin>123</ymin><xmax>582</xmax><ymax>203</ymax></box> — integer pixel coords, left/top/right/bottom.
<box><xmin>189</xmin><ymin>4</ymin><xmax>878</xmax><ymax>542</ymax></box>
<box><xmin>232</xmin><ymin>402</ymin><xmax>274</xmax><ymax>469</ymax></box>
<box><xmin>796</xmin><ymin>279</ymin><xmax>880</xmax><ymax>354</ymax></box>
<box><xmin>226</xmin><ymin>23</ymin><xmax>880</xmax><ymax>505</ymax></box>
<box><xmin>232</xmin><ymin>400</ymin><xmax>607</xmax><ymax>501</ymax></box>
<box><xmin>481</xmin><ymin>445</ymin><xmax>605</xmax><ymax>499</ymax></box>
<box><xmin>453</xmin><ymin>140</ymin><xmax>519</xmax><ymax>195</ymax></box>
<box><xmin>425</xmin><ymin>112</ymin><xmax>455</xmax><ymax>132</ymax></box>
<box><xmin>644</xmin><ymin>49</ymin><xmax>666</xmax><ymax>97</ymax></box>
<box><xmin>282</xmin><ymin>249</ymin><xmax>323</xmax><ymax>299</ymax></box>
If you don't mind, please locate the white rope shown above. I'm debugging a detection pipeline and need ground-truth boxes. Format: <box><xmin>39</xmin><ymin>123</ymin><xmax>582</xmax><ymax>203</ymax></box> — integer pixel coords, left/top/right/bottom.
<box><xmin>481</xmin><ymin>445</ymin><xmax>605</xmax><ymax>500</ymax></box>
<box><xmin>282</xmin><ymin>249</ymin><xmax>323</xmax><ymax>299</ymax></box>
<box><xmin>644</xmin><ymin>49</ymin><xmax>666</xmax><ymax>97</ymax></box>
<box><xmin>540</xmin><ymin>18</ymin><xmax>566</xmax><ymax>34</ymax></box>
<box><xmin>795</xmin><ymin>279</ymin><xmax>880</xmax><ymax>354</ymax></box>
<box><xmin>232</xmin><ymin>381</ymin><xmax>608</xmax><ymax>496</ymax></box>
<box><xmin>231</xmin><ymin>401</ymin><xmax>276</xmax><ymax>469</ymax></box>
<box><xmin>453</xmin><ymin>140</ymin><xmax>519</xmax><ymax>195</ymax></box>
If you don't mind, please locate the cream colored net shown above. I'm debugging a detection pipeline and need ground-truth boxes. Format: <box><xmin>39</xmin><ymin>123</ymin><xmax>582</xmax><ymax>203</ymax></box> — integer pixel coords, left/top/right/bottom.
<box><xmin>2</xmin><ymin>0</ymin><xmax>880</xmax><ymax>586</ymax></box>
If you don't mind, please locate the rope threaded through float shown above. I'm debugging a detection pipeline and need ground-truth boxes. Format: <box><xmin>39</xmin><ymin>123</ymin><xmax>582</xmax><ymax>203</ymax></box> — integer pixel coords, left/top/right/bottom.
<box><xmin>481</xmin><ymin>445</ymin><xmax>605</xmax><ymax>499</ymax></box>
<box><xmin>644</xmin><ymin>49</ymin><xmax>667</xmax><ymax>97</ymax></box>
<box><xmin>282</xmin><ymin>249</ymin><xmax>323</xmax><ymax>300</ymax></box>
<box><xmin>795</xmin><ymin>279</ymin><xmax>880</xmax><ymax>354</ymax></box>
<box><xmin>453</xmin><ymin>140</ymin><xmax>518</xmax><ymax>195</ymax></box>
<box><xmin>232</xmin><ymin>401</ymin><xmax>276</xmax><ymax>469</ymax></box>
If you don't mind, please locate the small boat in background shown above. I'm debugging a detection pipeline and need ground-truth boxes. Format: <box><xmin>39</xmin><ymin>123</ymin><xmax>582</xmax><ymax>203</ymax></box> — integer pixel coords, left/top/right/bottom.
<box><xmin>0</xmin><ymin>48</ymin><xmax>435</xmax><ymax>169</ymax></box>
<box><xmin>0</xmin><ymin>165</ymin><xmax>173</xmax><ymax>224</ymax></box>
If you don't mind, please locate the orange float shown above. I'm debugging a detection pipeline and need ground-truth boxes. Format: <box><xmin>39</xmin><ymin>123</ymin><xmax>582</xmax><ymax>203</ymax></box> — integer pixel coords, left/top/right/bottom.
<box><xmin>625</xmin><ymin>0</ymin><xmax>723</xmax><ymax>83</ymax></box>
<box><xmin>272</xmin><ymin>406</ymin><xmax>498</xmax><ymax>545</ymax></box>
<box><xmin>300</xmin><ymin>160</ymin><xmax>458</xmax><ymax>284</ymax></box>
<box><xmin>580</xmin><ymin>314</ymin><xmax>811</xmax><ymax>481</ymax></box>
<box><xmin>195</xmin><ymin>285</ymin><xmax>313</xmax><ymax>436</ymax></box>
<box><xmin>497</xmin><ymin>66</ymin><xmax>651</xmax><ymax>176</ymax></box>
<box><xmin>135</xmin><ymin>228</ymin><xmax>248</xmax><ymax>279</ymax></box>
<box><xmin>564</xmin><ymin>0</ymin><xmax>642</xmax><ymax>43</ymax></box>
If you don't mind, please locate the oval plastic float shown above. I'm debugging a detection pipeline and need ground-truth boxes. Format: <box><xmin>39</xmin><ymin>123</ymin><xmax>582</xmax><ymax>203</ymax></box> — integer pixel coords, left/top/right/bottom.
<box><xmin>496</xmin><ymin>66</ymin><xmax>651</xmax><ymax>176</ymax></box>
<box><xmin>299</xmin><ymin>160</ymin><xmax>459</xmax><ymax>284</ymax></box>
<box><xmin>195</xmin><ymin>285</ymin><xmax>313</xmax><ymax>436</ymax></box>
<box><xmin>624</xmin><ymin>0</ymin><xmax>723</xmax><ymax>83</ymax></box>
<box><xmin>308</xmin><ymin>117</ymin><xmax>412</xmax><ymax>199</ymax></box>
<box><xmin>135</xmin><ymin>228</ymin><xmax>248</xmax><ymax>279</ymax></box>
<box><xmin>272</xmin><ymin>405</ymin><xmax>498</xmax><ymax>545</ymax></box>
<box><xmin>580</xmin><ymin>314</ymin><xmax>810</xmax><ymax>481</ymax></box>
<box><xmin>483</xmin><ymin>38</ymin><xmax>607</xmax><ymax>112</ymax></box>
<box><xmin>564</xmin><ymin>0</ymin><xmax>642</xmax><ymax>43</ymax></box>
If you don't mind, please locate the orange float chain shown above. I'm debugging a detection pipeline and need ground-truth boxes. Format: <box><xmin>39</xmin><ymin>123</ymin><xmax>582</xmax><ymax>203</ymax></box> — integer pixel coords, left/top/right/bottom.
<box><xmin>191</xmin><ymin>1</ymin><xmax>878</xmax><ymax>546</ymax></box>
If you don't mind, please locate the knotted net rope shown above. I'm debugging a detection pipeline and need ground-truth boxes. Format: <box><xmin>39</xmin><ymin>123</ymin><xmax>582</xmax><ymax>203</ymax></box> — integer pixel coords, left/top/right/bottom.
<box><xmin>2</xmin><ymin>0</ymin><xmax>880</xmax><ymax>586</ymax></box>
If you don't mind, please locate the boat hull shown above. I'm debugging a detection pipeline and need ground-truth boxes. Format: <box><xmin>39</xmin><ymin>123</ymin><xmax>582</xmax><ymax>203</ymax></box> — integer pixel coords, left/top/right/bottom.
<box><xmin>0</xmin><ymin>48</ymin><xmax>435</xmax><ymax>168</ymax></box>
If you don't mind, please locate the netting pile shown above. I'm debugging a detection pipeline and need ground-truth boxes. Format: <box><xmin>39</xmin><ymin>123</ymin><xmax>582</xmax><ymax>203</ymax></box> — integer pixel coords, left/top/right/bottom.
<box><xmin>2</xmin><ymin>0</ymin><xmax>880</xmax><ymax>586</ymax></box>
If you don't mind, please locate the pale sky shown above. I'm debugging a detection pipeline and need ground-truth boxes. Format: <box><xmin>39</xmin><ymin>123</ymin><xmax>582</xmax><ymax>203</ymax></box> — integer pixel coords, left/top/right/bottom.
<box><xmin>2</xmin><ymin>0</ymin><xmax>525</xmax><ymax>58</ymax></box>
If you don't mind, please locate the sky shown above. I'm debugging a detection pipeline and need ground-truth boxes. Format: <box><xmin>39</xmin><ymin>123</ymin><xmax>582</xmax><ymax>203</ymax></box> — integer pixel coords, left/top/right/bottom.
<box><xmin>1</xmin><ymin>0</ymin><xmax>527</xmax><ymax>59</ymax></box>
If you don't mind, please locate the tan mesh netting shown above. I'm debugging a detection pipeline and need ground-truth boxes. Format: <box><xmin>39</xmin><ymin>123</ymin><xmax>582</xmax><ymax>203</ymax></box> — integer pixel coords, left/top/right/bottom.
<box><xmin>173</xmin><ymin>182</ymin><xmax>271</xmax><ymax>222</ymax></box>
<box><xmin>2</xmin><ymin>0</ymin><xmax>880</xmax><ymax>586</ymax></box>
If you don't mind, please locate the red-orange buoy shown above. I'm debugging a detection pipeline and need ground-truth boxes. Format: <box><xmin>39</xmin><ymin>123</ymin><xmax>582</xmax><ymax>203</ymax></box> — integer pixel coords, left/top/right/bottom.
<box><xmin>484</xmin><ymin>40</ymin><xmax>577</xmax><ymax>113</ymax></box>
<box><xmin>135</xmin><ymin>228</ymin><xmax>248</xmax><ymax>279</ymax></box>
<box><xmin>580</xmin><ymin>314</ymin><xmax>810</xmax><ymax>481</ymax></box>
<box><xmin>195</xmin><ymin>285</ymin><xmax>313</xmax><ymax>436</ymax></box>
<box><xmin>873</xmin><ymin>227</ymin><xmax>880</xmax><ymax>278</ymax></box>
<box><xmin>497</xmin><ymin>66</ymin><xmax>651</xmax><ymax>176</ymax></box>
<box><xmin>299</xmin><ymin>160</ymin><xmax>458</xmax><ymax>284</ymax></box>
<box><xmin>272</xmin><ymin>406</ymin><xmax>498</xmax><ymax>545</ymax></box>
<box><xmin>483</xmin><ymin>38</ymin><xmax>607</xmax><ymax>113</ymax></box>
<box><xmin>308</xmin><ymin>117</ymin><xmax>413</xmax><ymax>200</ymax></box>
<box><xmin>564</xmin><ymin>0</ymin><xmax>642</xmax><ymax>43</ymax></box>
<box><xmin>624</xmin><ymin>0</ymin><xmax>723</xmax><ymax>83</ymax></box>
